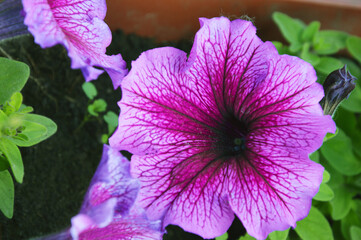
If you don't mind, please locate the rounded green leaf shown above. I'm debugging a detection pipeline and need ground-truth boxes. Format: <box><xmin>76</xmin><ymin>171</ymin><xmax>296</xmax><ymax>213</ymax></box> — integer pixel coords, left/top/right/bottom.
<box><xmin>309</xmin><ymin>150</ymin><xmax>320</xmax><ymax>163</ymax></box>
<box><xmin>0</xmin><ymin>57</ymin><xmax>29</xmax><ymax>105</ymax></box>
<box><xmin>321</xmin><ymin>128</ymin><xmax>361</xmax><ymax>176</ymax></box>
<box><xmin>272</xmin><ymin>12</ymin><xmax>305</xmax><ymax>44</ymax></box>
<box><xmin>347</xmin><ymin>36</ymin><xmax>361</xmax><ymax>64</ymax></box>
<box><xmin>313</xmin><ymin>183</ymin><xmax>334</xmax><ymax>201</ymax></box>
<box><xmin>341</xmin><ymin>85</ymin><xmax>361</xmax><ymax>113</ymax></box>
<box><xmin>104</xmin><ymin>111</ymin><xmax>118</xmax><ymax>134</ymax></box>
<box><xmin>302</xmin><ymin>21</ymin><xmax>320</xmax><ymax>42</ymax></box>
<box><xmin>313</xmin><ymin>30</ymin><xmax>349</xmax><ymax>55</ymax></box>
<box><xmin>0</xmin><ymin>170</ymin><xmax>14</xmax><ymax>218</ymax></box>
<box><xmin>82</xmin><ymin>82</ymin><xmax>97</xmax><ymax>100</ymax></box>
<box><xmin>322</xmin><ymin>169</ymin><xmax>330</xmax><ymax>183</ymax></box>
<box><xmin>269</xmin><ymin>228</ymin><xmax>289</xmax><ymax>240</ymax></box>
<box><xmin>0</xmin><ymin>138</ymin><xmax>23</xmax><ymax>183</ymax></box>
<box><xmin>9</xmin><ymin>113</ymin><xmax>57</xmax><ymax>147</ymax></box>
<box><xmin>351</xmin><ymin>226</ymin><xmax>361</xmax><ymax>240</ymax></box>
<box><xmin>315</xmin><ymin>57</ymin><xmax>344</xmax><ymax>75</ymax></box>
<box><xmin>341</xmin><ymin>210</ymin><xmax>361</xmax><ymax>240</ymax></box>
<box><xmin>295</xmin><ymin>206</ymin><xmax>334</xmax><ymax>240</ymax></box>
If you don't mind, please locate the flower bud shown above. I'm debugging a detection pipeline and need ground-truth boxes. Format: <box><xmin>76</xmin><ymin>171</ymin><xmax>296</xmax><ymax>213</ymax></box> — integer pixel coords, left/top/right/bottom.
<box><xmin>320</xmin><ymin>65</ymin><xmax>356</xmax><ymax>116</ymax></box>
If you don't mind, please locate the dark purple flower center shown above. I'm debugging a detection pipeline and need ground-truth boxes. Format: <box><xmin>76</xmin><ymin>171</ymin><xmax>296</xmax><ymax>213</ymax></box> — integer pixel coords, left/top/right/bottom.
<box><xmin>214</xmin><ymin>112</ymin><xmax>248</xmax><ymax>158</ymax></box>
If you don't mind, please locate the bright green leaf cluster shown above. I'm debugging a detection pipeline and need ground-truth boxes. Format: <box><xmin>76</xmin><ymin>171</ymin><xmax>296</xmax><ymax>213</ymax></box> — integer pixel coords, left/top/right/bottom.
<box><xmin>81</xmin><ymin>82</ymin><xmax>118</xmax><ymax>144</ymax></box>
<box><xmin>0</xmin><ymin>57</ymin><xmax>57</xmax><ymax>218</ymax></box>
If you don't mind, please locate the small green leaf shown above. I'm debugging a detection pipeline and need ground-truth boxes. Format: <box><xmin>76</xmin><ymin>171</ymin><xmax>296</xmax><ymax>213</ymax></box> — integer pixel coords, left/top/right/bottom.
<box><xmin>17</xmin><ymin>105</ymin><xmax>33</xmax><ymax>114</ymax></box>
<box><xmin>88</xmin><ymin>99</ymin><xmax>107</xmax><ymax>116</ymax></box>
<box><xmin>326</xmin><ymin>164</ymin><xmax>354</xmax><ymax>220</ymax></box>
<box><xmin>315</xmin><ymin>57</ymin><xmax>344</xmax><ymax>75</ymax></box>
<box><xmin>347</xmin><ymin>36</ymin><xmax>361</xmax><ymax>64</ymax></box>
<box><xmin>309</xmin><ymin>150</ymin><xmax>319</xmax><ymax>163</ymax></box>
<box><xmin>302</xmin><ymin>21</ymin><xmax>320</xmax><ymax>42</ymax></box>
<box><xmin>300</xmin><ymin>42</ymin><xmax>320</xmax><ymax>66</ymax></box>
<box><xmin>269</xmin><ymin>228</ymin><xmax>289</xmax><ymax>240</ymax></box>
<box><xmin>351</xmin><ymin>226</ymin><xmax>361</xmax><ymax>240</ymax></box>
<box><xmin>321</xmin><ymin>128</ymin><xmax>361</xmax><ymax>176</ymax></box>
<box><xmin>313</xmin><ymin>183</ymin><xmax>334</xmax><ymax>201</ymax></box>
<box><xmin>322</xmin><ymin>169</ymin><xmax>330</xmax><ymax>183</ymax></box>
<box><xmin>0</xmin><ymin>170</ymin><xmax>14</xmax><ymax>218</ymax></box>
<box><xmin>238</xmin><ymin>233</ymin><xmax>256</xmax><ymax>240</ymax></box>
<box><xmin>101</xmin><ymin>134</ymin><xmax>109</xmax><ymax>144</ymax></box>
<box><xmin>0</xmin><ymin>154</ymin><xmax>10</xmax><ymax>171</ymax></box>
<box><xmin>104</xmin><ymin>111</ymin><xmax>118</xmax><ymax>134</ymax></box>
<box><xmin>313</xmin><ymin>30</ymin><xmax>349</xmax><ymax>55</ymax></box>
<box><xmin>272</xmin><ymin>12</ymin><xmax>305</xmax><ymax>45</ymax></box>
<box><xmin>0</xmin><ymin>57</ymin><xmax>29</xmax><ymax>105</ymax></box>
<box><xmin>0</xmin><ymin>138</ymin><xmax>23</xmax><ymax>183</ymax></box>
<box><xmin>341</xmin><ymin>210</ymin><xmax>361</xmax><ymax>240</ymax></box>
<box><xmin>341</xmin><ymin>85</ymin><xmax>361</xmax><ymax>113</ymax></box>
<box><xmin>215</xmin><ymin>232</ymin><xmax>228</xmax><ymax>240</ymax></box>
<box><xmin>9</xmin><ymin>113</ymin><xmax>57</xmax><ymax>147</ymax></box>
<box><xmin>295</xmin><ymin>206</ymin><xmax>334</xmax><ymax>240</ymax></box>
<box><xmin>2</xmin><ymin>92</ymin><xmax>23</xmax><ymax>115</ymax></box>
<box><xmin>82</xmin><ymin>82</ymin><xmax>97</xmax><ymax>100</ymax></box>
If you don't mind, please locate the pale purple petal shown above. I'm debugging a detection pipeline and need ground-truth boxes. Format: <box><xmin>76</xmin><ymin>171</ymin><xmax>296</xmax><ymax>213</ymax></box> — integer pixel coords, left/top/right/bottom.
<box><xmin>110</xmin><ymin>17</ymin><xmax>335</xmax><ymax>239</ymax></box>
<box><xmin>22</xmin><ymin>0</ymin><xmax>127</xmax><ymax>87</ymax></box>
<box><xmin>0</xmin><ymin>0</ymin><xmax>28</xmax><ymax>41</ymax></box>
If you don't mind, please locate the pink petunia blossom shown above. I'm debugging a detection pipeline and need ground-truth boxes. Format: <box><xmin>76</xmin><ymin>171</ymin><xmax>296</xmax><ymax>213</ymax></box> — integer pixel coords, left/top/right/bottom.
<box><xmin>22</xmin><ymin>0</ymin><xmax>127</xmax><ymax>88</ymax></box>
<box><xmin>70</xmin><ymin>145</ymin><xmax>163</xmax><ymax>240</ymax></box>
<box><xmin>109</xmin><ymin>17</ymin><xmax>336</xmax><ymax>239</ymax></box>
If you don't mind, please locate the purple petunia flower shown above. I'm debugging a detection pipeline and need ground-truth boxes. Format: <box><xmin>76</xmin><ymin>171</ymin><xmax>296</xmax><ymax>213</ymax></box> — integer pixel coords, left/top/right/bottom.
<box><xmin>109</xmin><ymin>17</ymin><xmax>336</xmax><ymax>239</ymax></box>
<box><xmin>70</xmin><ymin>145</ymin><xmax>163</xmax><ymax>240</ymax></box>
<box><xmin>22</xmin><ymin>0</ymin><xmax>127</xmax><ymax>88</ymax></box>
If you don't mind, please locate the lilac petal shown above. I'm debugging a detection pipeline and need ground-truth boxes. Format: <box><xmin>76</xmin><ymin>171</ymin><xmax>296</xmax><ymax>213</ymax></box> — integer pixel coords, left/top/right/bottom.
<box><xmin>22</xmin><ymin>0</ymin><xmax>127</xmax><ymax>87</ymax></box>
<box><xmin>80</xmin><ymin>145</ymin><xmax>139</xmax><ymax>218</ymax></box>
<box><xmin>78</xmin><ymin>215</ymin><xmax>163</xmax><ymax>240</ymax></box>
<box><xmin>110</xmin><ymin>17</ymin><xmax>335</xmax><ymax>239</ymax></box>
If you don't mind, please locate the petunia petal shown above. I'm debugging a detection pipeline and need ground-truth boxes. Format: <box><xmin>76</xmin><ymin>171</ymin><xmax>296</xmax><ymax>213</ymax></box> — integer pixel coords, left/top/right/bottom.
<box><xmin>22</xmin><ymin>0</ymin><xmax>127</xmax><ymax>87</ymax></box>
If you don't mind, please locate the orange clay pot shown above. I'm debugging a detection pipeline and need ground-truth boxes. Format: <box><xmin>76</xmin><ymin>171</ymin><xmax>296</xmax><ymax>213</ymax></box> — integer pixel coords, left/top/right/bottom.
<box><xmin>105</xmin><ymin>0</ymin><xmax>361</xmax><ymax>42</ymax></box>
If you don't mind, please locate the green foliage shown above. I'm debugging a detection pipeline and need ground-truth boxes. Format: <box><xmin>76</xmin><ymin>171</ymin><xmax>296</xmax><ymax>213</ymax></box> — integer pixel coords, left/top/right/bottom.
<box><xmin>272</xmin><ymin>11</ymin><xmax>361</xmax><ymax>240</ymax></box>
<box><xmin>0</xmin><ymin>57</ymin><xmax>29</xmax><ymax>104</ymax></box>
<box><xmin>294</xmin><ymin>207</ymin><xmax>334</xmax><ymax>240</ymax></box>
<box><xmin>81</xmin><ymin>82</ymin><xmax>119</xmax><ymax>144</ymax></box>
<box><xmin>0</xmin><ymin>58</ymin><xmax>57</xmax><ymax>218</ymax></box>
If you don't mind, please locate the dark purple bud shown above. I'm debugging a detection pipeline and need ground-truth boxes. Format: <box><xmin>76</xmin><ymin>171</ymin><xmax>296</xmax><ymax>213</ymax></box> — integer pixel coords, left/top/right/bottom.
<box><xmin>320</xmin><ymin>65</ymin><xmax>356</xmax><ymax>116</ymax></box>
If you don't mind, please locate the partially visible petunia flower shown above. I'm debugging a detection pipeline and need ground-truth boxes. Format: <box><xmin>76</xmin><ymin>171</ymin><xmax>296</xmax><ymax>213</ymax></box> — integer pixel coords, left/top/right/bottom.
<box><xmin>21</xmin><ymin>0</ymin><xmax>127</xmax><ymax>88</ymax></box>
<box><xmin>109</xmin><ymin>17</ymin><xmax>336</xmax><ymax>239</ymax></box>
<box><xmin>70</xmin><ymin>144</ymin><xmax>163</xmax><ymax>240</ymax></box>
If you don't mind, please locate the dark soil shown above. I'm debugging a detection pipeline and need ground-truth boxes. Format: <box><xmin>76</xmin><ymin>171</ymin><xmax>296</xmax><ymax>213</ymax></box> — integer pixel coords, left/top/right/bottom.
<box><xmin>0</xmin><ymin>30</ymin><xmax>243</xmax><ymax>240</ymax></box>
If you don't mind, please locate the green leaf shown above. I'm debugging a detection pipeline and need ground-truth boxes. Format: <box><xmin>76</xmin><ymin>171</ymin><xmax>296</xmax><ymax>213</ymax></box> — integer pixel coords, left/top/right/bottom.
<box><xmin>0</xmin><ymin>57</ymin><xmax>29</xmax><ymax>105</ymax></box>
<box><xmin>347</xmin><ymin>36</ymin><xmax>361</xmax><ymax>64</ymax></box>
<box><xmin>82</xmin><ymin>82</ymin><xmax>97</xmax><ymax>100</ymax></box>
<box><xmin>8</xmin><ymin>113</ymin><xmax>57</xmax><ymax>147</ymax></box>
<box><xmin>272</xmin><ymin>12</ymin><xmax>305</xmax><ymax>45</ymax></box>
<box><xmin>321</xmin><ymin>128</ymin><xmax>361</xmax><ymax>176</ymax></box>
<box><xmin>313</xmin><ymin>183</ymin><xmax>334</xmax><ymax>201</ymax></box>
<box><xmin>315</xmin><ymin>57</ymin><xmax>344</xmax><ymax>75</ymax></box>
<box><xmin>269</xmin><ymin>228</ymin><xmax>289</xmax><ymax>240</ymax></box>
<box><xmin>239</xmin><ymin>233</ymin><xmax>256</xmax><ymax>240</ymax></box>
<box><xmin>300</xmin><ymin>42</ymin><xmax>320</xmax><ymax>66</ymax></box>
<box><xmin>0</xmin><ymin>170</ymin><xmax>14</xmax><ymax>218</ymax></box>
<box><xmin>341</xmin><ymin>210</ymin><xmax>361</xmax><ymax>240</ymax></box>
<box><xmin>309</xmin><ymin>150</ymin><xmax>319</xmax><ymax>163</ymax></box>
<box><xmin>2</xmin><ymin>92</ymin><xmax>23</xmax><ymax>115</ymax></box>
<box><xmin>103</xmin><ymin>111</ymin><xmax>118</xmax><ymax>134</ymax></box>
<box><xmin>0</xmin><ymin>138</ymin><xmax>23</xmax><ymax>183</ymax></box>
<box><xmin>88</xmin><ymin>99</ymin><xmax>107</xmax><ymax>116</ymax></box>
<box><xmin>323</xmin><ymin>169</ymin><xmax>330</xmax><ymax>183</ymax></box>
<box><xmin>302</xmin><ymin>21</ymin><xmax>320</xmax><ymax>42</ymax></box>
<box><xmin>216</xmin><ymin>232</ymin><xmax>228</xmax><ymax>240</ymax></box>
<box><xmin>0</xmin><ymin>155</ymin><xmax>10</xmax><ymax>171</ymax></box>
<box><xmin>351</xmin><ymin>226</ymin><xmax>361</xmax><ymax>240</ymax></box>
<box><xmin>295</xmin><ymin>206</ymin><xmax>334</xmax><ymax>240</ymax></box>
<box><xmin>341</xmin><ymin>85</ymin><xmax>361</xmax><ymax>113</ymax></box>
<box><xmin>325</xmin><ymin>163</ymin><xmax>354</xmax><ymax>220</ymax></box>
<box><xmin>313</xmin><ymin>30</ymin><xmax>349</xmax><ymax>55</ymax></box>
